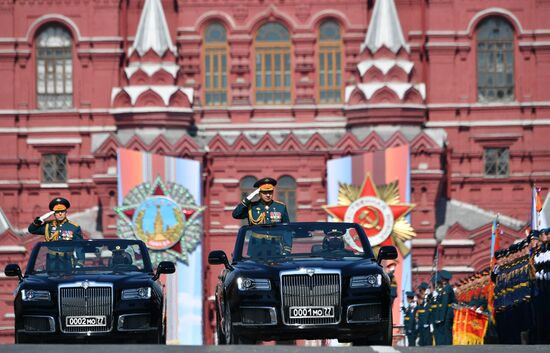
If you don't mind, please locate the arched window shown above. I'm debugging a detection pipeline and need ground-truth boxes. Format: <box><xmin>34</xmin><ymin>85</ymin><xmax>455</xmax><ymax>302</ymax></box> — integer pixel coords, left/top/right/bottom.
<box><xmin>239</xmin><ymin>176</ymin><xmax>257</xmax><ymax>225</ymax></box>
<box><xmin>254</xmin><ymin>23</ymin><xmax>291</xmax><ymax>104</ymax></box>
<box><xmin>318</xmin><ymin>20</ymin><xmax>342</xmax><ymax>103</ymax></box>
<box><xmin>36</xmin><ymin>25</ymin><xmax>73</xmax><ymax>109</ymax></box>
<box><xmin>204</xmin><ymin>23</ymin><xmax>228</xmax><ymax>106</ymax></box>
<box><xmin>276</xmin><ymin>176</ymin><xmax>296</xmax><ymax>222</ymax></box>
<box><xmin>477</xmin><ymin>17</ymin><xmax>514</xmax><ymax>102</ymax></box>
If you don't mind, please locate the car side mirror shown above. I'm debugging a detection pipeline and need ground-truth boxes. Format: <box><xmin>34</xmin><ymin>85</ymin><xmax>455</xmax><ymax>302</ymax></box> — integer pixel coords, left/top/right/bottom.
<box><xmin>208</xmin><ymin>250</ymin><xmax>233</xmax><ymax>270</ymax></box>
<box><xmin>4</xmin><ymin>264</ymin><xmax>22</xmax><ymax>281</ymax></box>
<box><xmin>377</xmin><ymin>246</ymin><xmax>398</xmax><ymax>265</ymax></box>
<box><xmin>153</xmin><ymin>261</ymin><xmax>175</xmax><ymax>281</ymax></box>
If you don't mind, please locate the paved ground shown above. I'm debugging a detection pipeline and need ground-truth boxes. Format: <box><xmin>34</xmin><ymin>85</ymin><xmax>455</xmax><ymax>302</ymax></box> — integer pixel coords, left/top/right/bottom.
<box><xmin>2</xmin><ymin>345</ymin><xmax>549</xmax><ymax>353</ymax></box>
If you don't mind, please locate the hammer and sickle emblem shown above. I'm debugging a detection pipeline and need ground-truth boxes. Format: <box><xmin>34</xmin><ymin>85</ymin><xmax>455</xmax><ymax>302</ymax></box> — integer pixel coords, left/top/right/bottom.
<box><xmin>358</xmin><ymin>207</ymin><xmax>381</xmax><ymax>231</ymax></box>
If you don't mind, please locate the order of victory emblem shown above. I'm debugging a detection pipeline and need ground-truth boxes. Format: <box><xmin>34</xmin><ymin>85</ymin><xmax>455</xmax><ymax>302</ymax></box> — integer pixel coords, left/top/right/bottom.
<box><xmin>115</xmin><ymin>176</ymin><xmax>205</xmax><ymax>265</ymax></box>
<box><xmin>322</xmin><ymin>174</ymin><xmax>415</xmax><ymax>256</ymax></box>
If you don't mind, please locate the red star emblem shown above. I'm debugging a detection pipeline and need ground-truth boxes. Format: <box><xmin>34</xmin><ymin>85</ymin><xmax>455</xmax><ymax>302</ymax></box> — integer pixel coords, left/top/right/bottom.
<box><xmin>323</xmin><ymin>175</ymin><xmax>415</xmax><ymax>252</ymax></box>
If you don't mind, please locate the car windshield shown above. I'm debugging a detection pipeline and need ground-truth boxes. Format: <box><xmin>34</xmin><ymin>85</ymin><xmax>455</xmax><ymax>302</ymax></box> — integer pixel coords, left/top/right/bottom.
<box><xmin>28</xmin><ymin>240</ymin><xmax>151</xmax><ymax>275</ymax></box>
<box><xmin>238</xmin><ymin>223</ymin><xmax>375</xmax><ymax>261</ymax></box>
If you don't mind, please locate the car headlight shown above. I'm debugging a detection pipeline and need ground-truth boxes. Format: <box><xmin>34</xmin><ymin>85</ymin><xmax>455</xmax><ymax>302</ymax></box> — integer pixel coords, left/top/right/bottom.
<box><xmin>350</xmin><ymin>274</ymin><xmax>382</xmax><ymax>288</ymax></box>
<box><xmin>121</xmin><ymin>287</ymin><xmax>152</xmax><ymax>300</ymax></box>
<box><xmin>21</xmin><ymin>289</ymin><xmax>51</xmax><ymax>302</ymax></box>
<box><xmin>237</xmin><ymin>277</ymin><xmax>271</xmax><ymax>291</ymax></box>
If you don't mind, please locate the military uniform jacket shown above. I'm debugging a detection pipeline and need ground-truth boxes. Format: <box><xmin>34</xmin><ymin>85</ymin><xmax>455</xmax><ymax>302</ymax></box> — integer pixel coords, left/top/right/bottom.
<box><xmin>232</xmin><ymin>198</ymin><xmax>290</xmax><ymax>225</ymax></box>
<box><xmin>404</xmin><ymin>305</ymin><xmax>417</xmax><ymax>334</ymax></box>
<box><xmin>28</xmin><ymin>219</ymin><xmax>83</xmax><ymax>242</ymax></box>
<box><xmin>416</xmin><ymin>300</ymin><xmax>431</xmax><ymax>329</ymax></box>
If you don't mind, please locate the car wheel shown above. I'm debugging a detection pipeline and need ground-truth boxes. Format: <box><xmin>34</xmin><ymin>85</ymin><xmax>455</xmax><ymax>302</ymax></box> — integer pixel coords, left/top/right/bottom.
<box><xmin>216</xmin><ymin>311</ymin><xmax>226</xmax><ymax>345</ymax></box>
<box><xmin>371</xmin><ymin>316</ymin><xmax>393</xmax><ymax>346</ymax></box>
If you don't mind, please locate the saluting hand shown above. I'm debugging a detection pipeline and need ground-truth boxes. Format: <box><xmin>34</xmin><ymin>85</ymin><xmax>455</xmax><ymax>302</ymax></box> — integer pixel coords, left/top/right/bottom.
<box><xmin>246</xmin><ymin>187</ymin><xmax>261</xmax><ymax>201</ymax></box>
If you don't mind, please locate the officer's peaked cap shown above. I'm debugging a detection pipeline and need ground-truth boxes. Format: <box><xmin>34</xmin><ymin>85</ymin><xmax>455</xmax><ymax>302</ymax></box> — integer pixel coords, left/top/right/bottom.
<box><xmin>405</xmin><ymin>291</ymin><xmax>415</xmax><ymax>298</ymax></box>
<box><xmin>49</xmin><ymin>197</ymin><xmax>70</xmax><ymax>211</ymax></box>
<box><xmin>254</xmin><ymin>177</ymin><xmax>277</xmax><ymax>191</ymax></box>
<box><xmin>418</xmin><ymin>282</ymin><xmax>429</xmax><ymax>290</ymax></box>
<box><xmin>439</xmin><ymin>270</ymin><xmax>452</xmax><ymax>280</ymax></box>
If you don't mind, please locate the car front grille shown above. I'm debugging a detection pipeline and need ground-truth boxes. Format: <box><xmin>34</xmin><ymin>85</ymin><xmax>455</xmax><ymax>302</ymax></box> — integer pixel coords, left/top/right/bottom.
<box><xmin>59</xmin><ymin>282</ymin><xmax>113</xmax><ymax>333</ymax></box>
<box><xmin>280</xmin><ymin>269</ymin><xmax>340</xmax><ymax>325</ymax></box>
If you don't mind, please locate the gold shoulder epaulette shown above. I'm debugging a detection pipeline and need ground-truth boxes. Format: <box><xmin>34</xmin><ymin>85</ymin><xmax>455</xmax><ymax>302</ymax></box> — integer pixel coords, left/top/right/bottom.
<box><xmin>274</xmin><ymin>200</ymin><xmax>286</xmax><ymax>205</ymax></box>
<box><xmin>68</xmin><ymin>220</ymin><xmax>80</xmax><ymax>227</ymax></box>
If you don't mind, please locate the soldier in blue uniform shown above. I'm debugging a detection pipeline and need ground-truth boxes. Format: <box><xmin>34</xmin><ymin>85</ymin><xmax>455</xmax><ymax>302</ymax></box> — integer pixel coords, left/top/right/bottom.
<box><xmin>416</xmin><ymin>282</ymin><xmax>433</xmax><ymax>346</ymax></box>
<box><xmin>232</xmin><ymin>177</ymin><xmax>290</xmax><ymax>225</ymax></box>
<box><xmin>439</xmin><ymin>270</ymin><xmax>456</xmax><ymax>345</ymax></box>
<box><xmin>28</xmin><ymin>197</ymin><xmax>83</xmax><ymax>271</ymax></box>
<box><xmin>403</xmin><ymin>291</ymin><xmax>417</xmax><ymax>346</ymax></box>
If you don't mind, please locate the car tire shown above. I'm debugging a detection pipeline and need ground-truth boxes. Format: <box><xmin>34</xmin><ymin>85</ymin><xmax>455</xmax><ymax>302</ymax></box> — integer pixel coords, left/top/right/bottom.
<box><xmin>216</xmin><ymin>311</ymin><xmax>226</xmax><ymax>345</ymax></box>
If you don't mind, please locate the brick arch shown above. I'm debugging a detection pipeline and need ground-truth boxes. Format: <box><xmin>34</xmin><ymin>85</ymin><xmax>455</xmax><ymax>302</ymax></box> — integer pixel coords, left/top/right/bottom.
<box><xmin>386</xmin><ymin>65</ymin><xmax>409</xmax><ymax>82</ymax></box>
<box><xmin>169</xmin><ymin>90</ymin><xmax>192</xmax><ymax>108</ymax></box>
<box><xmin>247</xmin><ymin>5</ymin><xmax>298</xmax><ymax>34</ymax></box>
<box><xmin>194</xmin><ymin>11</ymin><xmax>236</xmax><ymax>33</ymax></box>
<box><xmin>347</xmin><ymin>88</ymin><xmax>367</xmax><ymax>105</ymax></box>
<box><xmin>129</xmin><ymin>70</ymin><xmax>149</xmax><ymax>85</ymax></box>
<box><xmin>134</xmin><ymin>90</ymin><xmax>164</xmax><ymax>107</ymax></box>
<box><xmin>308</xmin><ymin>10</ymin><xmax>353</xmax><ymax>32</ymax></box>
<box><xmin>466</xmin><ymin>8</ymin><xmax>523</xmax><ymax>36</ymax></box>
<box><xmin>370</xmin><ymin>87</ymin><xmax>400</xmax><ymax>104</ymax></box>
<box><xmin>403</xmin><ymin>88</ymin><xmax>423</xmax><ymax>104</ymax></box>
<box><xmin>112</xmin><ymin>90</ymin><xmax>132</xmax><ymax>108</ymax></box>
<box><xmin>362</xmin><ymin>67</ymin><xmax>384</xmax><ymax>82</ymax></box>
<box><xmin>25</xmin><ymin>14</ymin><xmax>82</xmax><ymax>43</ymax></box>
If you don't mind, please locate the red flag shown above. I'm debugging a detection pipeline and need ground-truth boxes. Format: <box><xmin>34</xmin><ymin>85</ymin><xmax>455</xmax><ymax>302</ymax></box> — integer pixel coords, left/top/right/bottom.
<box><xmin>536</xmin><ymin>187</ymin><xmax>543</xmax><ymax>212</ymax></box>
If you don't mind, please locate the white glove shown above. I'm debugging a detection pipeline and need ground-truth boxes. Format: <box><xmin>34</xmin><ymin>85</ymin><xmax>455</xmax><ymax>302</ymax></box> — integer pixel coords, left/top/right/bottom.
<box><xmin>430</xmin><ymin>324</ymin><xmax>434</xmax><ymax>333</ymax></box>
<box><xmin>246</xmin><ymin>187</ymin><xmax>261</xmax><ymax>201</ymax></box>
<box><xmin>432</xmin><ymin>290</ymin><xmax>438</xmax><ymax>299</ymax></box>
<box><xmin>39</xmin><ymin>211</ymin><xmax>55</xmax><ymax>222</ymax></box>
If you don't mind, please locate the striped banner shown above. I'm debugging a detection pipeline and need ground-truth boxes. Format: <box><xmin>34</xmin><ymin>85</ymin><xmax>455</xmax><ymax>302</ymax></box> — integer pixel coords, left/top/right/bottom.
<box><xmin>117</xmin><ymin>148</ymin><xmax>203</xmax><ymax>345</ymax></box>
<box><xmin>326</xmin><ymin>145</ymin><xmax>412</xmax><ymax>327</ymax></box>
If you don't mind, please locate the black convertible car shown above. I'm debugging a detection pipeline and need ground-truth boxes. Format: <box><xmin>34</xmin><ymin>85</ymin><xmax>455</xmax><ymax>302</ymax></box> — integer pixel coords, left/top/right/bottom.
<box><xmin>4</xmin><ymin>239</ymin><xmax>175</xmax><ymax>343</ymax></box>
<box><xmin>209</xmin><ymin>222</ymin><xmax>397</xmax><ymax>345</ymax></box>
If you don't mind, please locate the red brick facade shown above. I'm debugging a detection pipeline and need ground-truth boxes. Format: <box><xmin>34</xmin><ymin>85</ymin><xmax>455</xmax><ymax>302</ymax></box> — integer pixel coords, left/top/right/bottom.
<box><xmin>1</xmin><ymin>0</ymin><xmax>549</xmax><ymax>344</ymax></box>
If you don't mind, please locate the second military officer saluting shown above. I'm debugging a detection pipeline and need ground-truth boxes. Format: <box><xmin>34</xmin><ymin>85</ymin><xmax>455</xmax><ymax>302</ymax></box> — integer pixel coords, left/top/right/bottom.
<box><xmin>232</xmin><ymin>177</ymin><xmax>290</xmax><ymax>224</ymax></box>
<box><xmin>28</xmin><ymin>197</ymin><xmax>83</xmax><ymax>271</ymax></box>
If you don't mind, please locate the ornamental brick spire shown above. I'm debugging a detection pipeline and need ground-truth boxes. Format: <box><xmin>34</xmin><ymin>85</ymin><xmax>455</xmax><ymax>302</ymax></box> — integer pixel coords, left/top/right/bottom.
<box><xmin>130</xmin><ymin>0</ymin><xmax>177</xmax><ymax>57</ymax></box>
<box><xmin>360</xmin><ymin>0</ymin><xmax>409</xmax><ymax>54</ymax></box>
<box><xmin>111</xmin><ymin>0</ymin><xmax>193</xmax><ymax>124</ymax></box>
<box><xmin>345</xmin><ymin>0</ymin><xmax>425</xmax><ymax>126</ymax></box>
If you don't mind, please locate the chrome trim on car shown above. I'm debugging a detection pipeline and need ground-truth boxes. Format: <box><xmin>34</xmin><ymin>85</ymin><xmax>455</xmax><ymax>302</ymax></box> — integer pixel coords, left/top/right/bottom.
<box><xmin>58</xmin><ymin>281</ymin><xmax>114</xmax><ymax>333</ymax></box>
<box><xmin>280</xmin><ymin>268</ymin><xmax>341</xmax><ymax>326</ymax></box>
<box><xmin>22</xmin><ymin>315</ymin><xmax>55</xmax><ymax>332</ymax></box>
<box><xmin>234</xmin><ymin>306</ymin><xmax>277</xmax><ymax>326</ymax></box>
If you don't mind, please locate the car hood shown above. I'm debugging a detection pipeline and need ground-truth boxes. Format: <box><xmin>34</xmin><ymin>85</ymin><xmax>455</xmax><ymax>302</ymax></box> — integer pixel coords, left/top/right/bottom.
<box><xmin>22</xmin><ymin>272</ymin><xmax>154</xmax><ymax>287</ymax></box>
<box><xmin>236</xmin><ymin>257</ymin><xmax>380</xmax><ymax>274</ymax></box>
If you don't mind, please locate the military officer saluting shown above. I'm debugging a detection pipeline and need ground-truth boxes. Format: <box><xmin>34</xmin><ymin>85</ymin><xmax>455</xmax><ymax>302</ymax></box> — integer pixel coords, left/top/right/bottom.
<box><xmin>232</xmin><ymin>177</ymin><xmax>290</xmax><ymax>225</ymax></box>
<box><xmin>28</xmin><ymin>197</ymin><xmax>83</xmax><ymax>271</ymax></box>
<box><xmin>28</xmin><ymin>197</ymin><xmax>82</xmax><ymax>241</ymax></box>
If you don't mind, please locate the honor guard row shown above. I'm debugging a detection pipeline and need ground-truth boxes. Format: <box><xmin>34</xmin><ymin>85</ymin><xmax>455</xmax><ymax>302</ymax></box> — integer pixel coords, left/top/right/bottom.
<box><xmin>400</xmin><ymin>271</ymin><xmax>456</xmax><ymax>346</ymax></box>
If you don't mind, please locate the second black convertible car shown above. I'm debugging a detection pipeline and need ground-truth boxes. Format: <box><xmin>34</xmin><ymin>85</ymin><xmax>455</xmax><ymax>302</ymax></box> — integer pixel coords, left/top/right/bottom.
<box><xmin>4</xmin><ymin>239</ymin><xmax>175</xmax><ymax>343</ymax></box>
<box><xmin>209</xmin><ymin>222</ymin><xmax>398</xmax><ymax>345</ymax></box>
